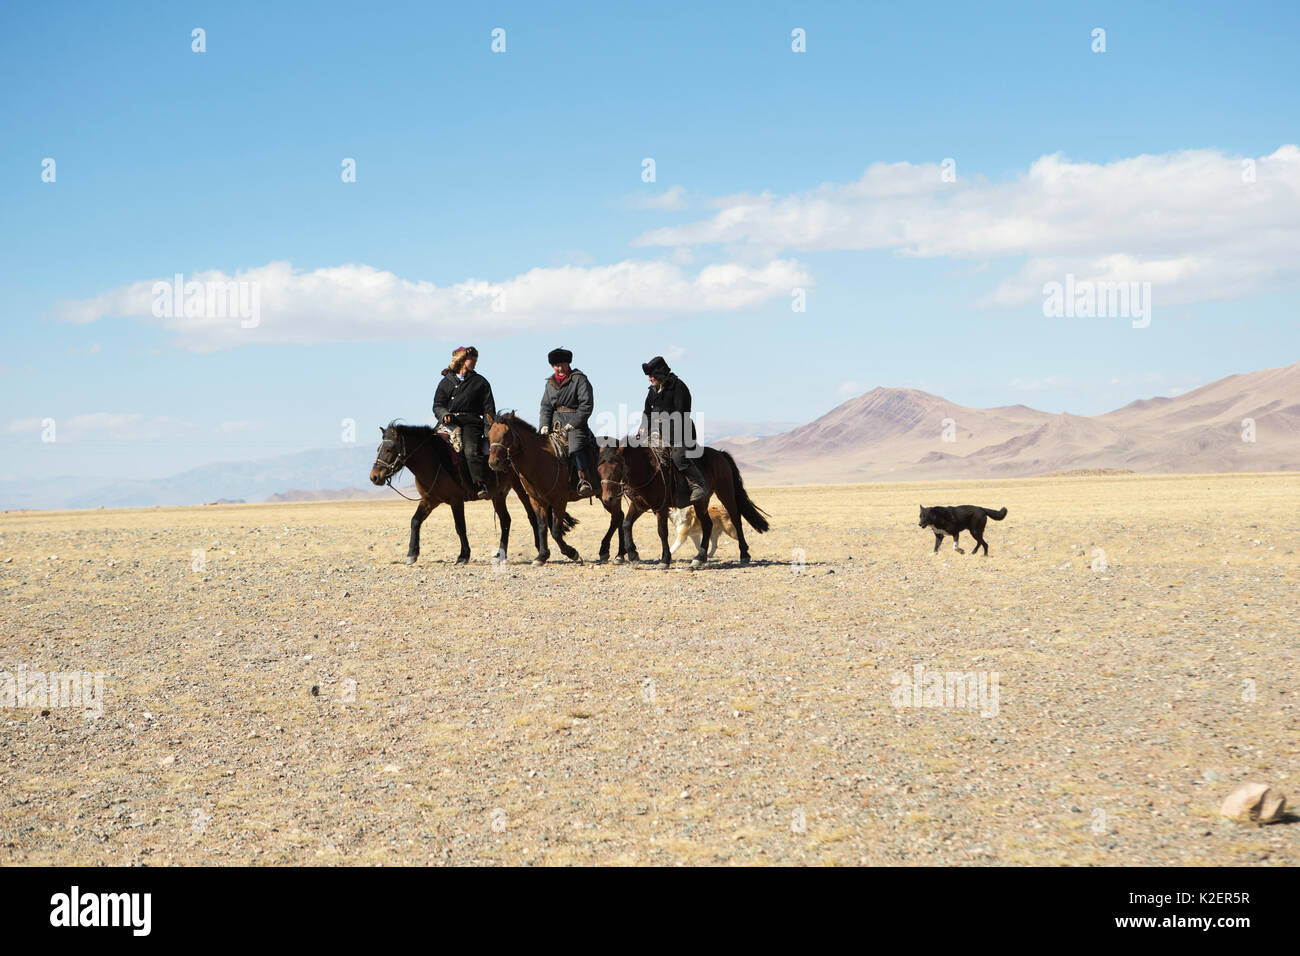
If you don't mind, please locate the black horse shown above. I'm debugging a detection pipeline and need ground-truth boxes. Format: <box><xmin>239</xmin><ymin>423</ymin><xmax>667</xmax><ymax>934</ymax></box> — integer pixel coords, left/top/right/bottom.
<box><xmin>369</xmin><ymin>421</ymin><xmax>562</xmax><ymax>565</ymax></box>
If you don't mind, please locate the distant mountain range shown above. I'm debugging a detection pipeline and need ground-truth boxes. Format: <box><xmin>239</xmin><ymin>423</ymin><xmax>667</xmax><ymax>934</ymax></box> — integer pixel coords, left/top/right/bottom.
<box><xmin>2</xmin><ymin>362</ymin><xmax>1295</xmax><ymax>510</ymax></box>
<box><xmin>717</xmin><ymin>360</ymin><xmax>1300</xmax><ymax>484</ymax></box>
<box><xmin>0</xmin><ymin>446</ymin><xmax>407</xmax><ymax>512</ymax></box>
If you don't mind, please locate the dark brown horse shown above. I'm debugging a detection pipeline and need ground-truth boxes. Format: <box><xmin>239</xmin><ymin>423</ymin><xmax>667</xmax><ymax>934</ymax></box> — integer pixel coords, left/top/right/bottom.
<box><xmin>369</xmin><ymin>421</ymin><xmax>550</xmax><ymax>565</ymax></box>
<box><xmin>485</xmin><ymin>412</ymin><xmax>625</xmax><ymax>566</ymax></box>
<box><xmin>597</xmin><ymin>443</ymin><xmax>770</xmax><ymax>569</ymax></box>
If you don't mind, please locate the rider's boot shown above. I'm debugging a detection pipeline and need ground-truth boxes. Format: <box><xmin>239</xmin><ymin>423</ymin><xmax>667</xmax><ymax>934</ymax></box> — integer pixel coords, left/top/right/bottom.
<box><xmin>684</xmin><ymin>462</ymin><xmax>710</xmax><ymax>504</ymax></box>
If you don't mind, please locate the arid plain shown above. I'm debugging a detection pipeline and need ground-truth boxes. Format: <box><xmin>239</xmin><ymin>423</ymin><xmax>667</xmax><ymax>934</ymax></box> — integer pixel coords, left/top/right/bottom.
<box><xmin>2</xmin><ymin>472</ymin><xmax>1297</xmax><ymax>865</ymax></box>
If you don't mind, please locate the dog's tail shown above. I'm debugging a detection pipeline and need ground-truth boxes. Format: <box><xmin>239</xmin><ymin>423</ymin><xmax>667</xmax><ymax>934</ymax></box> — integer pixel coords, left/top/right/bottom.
<box><xmin>982</xmin><ymin>506</ymin><xmax>1008</xmax><ymax>520</ymax></box>
<box><xmin>718</xmin><ymin>450</ymin><xmax>770</xmax><ymax>533</ymax></box>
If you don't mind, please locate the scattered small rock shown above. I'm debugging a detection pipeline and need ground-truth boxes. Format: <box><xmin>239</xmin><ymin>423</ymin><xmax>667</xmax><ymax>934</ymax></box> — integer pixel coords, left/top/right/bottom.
<box><xmin>1220</xmin><ymin>783</ymin><xmax>1286</xmax><ymax>824</ymax></box>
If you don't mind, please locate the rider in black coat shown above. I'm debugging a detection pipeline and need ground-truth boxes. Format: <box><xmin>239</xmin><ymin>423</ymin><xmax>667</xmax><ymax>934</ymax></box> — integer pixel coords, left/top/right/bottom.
<box><xmin>639</xmin><ymin>355</ymin><xmax>709</xmax><ymax>503</ymax></box>
<box><xmin>432</xmin><ymin>345</ymin><xmax>495</xmax><ymax>498</ymax></box>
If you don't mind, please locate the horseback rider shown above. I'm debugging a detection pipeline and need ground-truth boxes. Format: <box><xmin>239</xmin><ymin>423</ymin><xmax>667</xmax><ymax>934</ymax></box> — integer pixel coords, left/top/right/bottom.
<box><xmin>638</xmin><ymin>355</ymin><xmax>710</xmax><ymax>503</ymax></box>
<box><xmin>432</xmin><ymin>345</ymin><xmax>495</xmax><ymax>499</ymax></box>
<box><xmin>538</xmin><ymin>347</ymin><xmax>596</xmax><ymax>497</ymax></box>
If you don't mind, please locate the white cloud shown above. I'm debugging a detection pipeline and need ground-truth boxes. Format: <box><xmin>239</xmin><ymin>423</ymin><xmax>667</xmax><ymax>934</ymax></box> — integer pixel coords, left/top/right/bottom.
<box><xmin>835</xmin><ymin>380</ymin><xmax>865</xmax><ymax>399</ymax></box>
<box><xmin>59</xmin><ymin>258</ymin><xmax>810</xmax><ymax>351</ymax></box>
<box><xmin>217</xmin><ymin>421</ymin><xmax>259</xmax><ymax>433</ymax></box>
<box><xmin>622</xmin><ymin>184</ymin><xmax>688</xmax><ymax>211</ymax></box>
<box><xmin>634</xmin><ymin>146</ymin><xmax>1300</xmax><ymax>308</ymax></box>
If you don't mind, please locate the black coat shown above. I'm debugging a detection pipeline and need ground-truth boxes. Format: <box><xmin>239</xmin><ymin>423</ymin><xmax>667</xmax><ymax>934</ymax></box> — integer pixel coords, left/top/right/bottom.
<box><xmin>641</xmin><ymin>372</ymin><xmax>696</xmax><ymax>448</ymax></box>
<box><xmin>539</xmin><ymin>369</ymin><xmax>594</xmax><ymax>455</ymax></box>
<box><xmin>432</xmin><ymin>370</ymin><xmax>496</xmax><ymax>429</ymax></box>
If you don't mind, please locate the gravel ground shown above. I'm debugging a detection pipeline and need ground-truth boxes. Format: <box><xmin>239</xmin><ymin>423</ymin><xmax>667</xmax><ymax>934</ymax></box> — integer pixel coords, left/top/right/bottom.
<box><xmin>1</xmin><ymin>472</ymin><xmax>1297</xmax><ymax>865</ymax></box>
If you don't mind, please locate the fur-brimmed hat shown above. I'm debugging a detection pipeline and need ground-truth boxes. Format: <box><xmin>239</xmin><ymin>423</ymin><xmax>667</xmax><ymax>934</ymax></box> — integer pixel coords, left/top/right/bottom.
<box><xmin>642</xmin><ymin>355</ymin><xmax>671</xmax><ymax>379</ymax></box>
<box><xmin>444</xmin><ymin>345</ymin><xmax>479</xmax><ymax>375</ymax></box>
<box><xmin>547</xmin><ymin>348</ymin><xmax>573</xmax><ymax>366</ymax></box>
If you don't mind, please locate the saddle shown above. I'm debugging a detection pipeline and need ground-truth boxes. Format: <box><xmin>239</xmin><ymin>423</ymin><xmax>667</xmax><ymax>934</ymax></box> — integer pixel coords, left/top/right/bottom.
<box><xmin>435</xmin><ymin>425</ymin><xmax>489</xmax><ymax>490</ymax></box>
<box><xmin>549</xmin><ymin>421</ymin><xmax>597</xmax><ymax>498</ymax></box>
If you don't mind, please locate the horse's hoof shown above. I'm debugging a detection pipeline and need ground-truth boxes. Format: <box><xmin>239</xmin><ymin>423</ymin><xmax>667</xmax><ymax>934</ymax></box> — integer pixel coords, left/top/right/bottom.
<box><xmin>405</xmin><ymin>555</ymin><xmax>418</xmax><ymax>565</ymax></box>
<box><xmin>690</xmin><ymin>559</ymin><xmax>705</xmax><ymax>570</ymax></box>
<box><xmin>613</xmin><ymin>556</ymin><xmax>625</xmax><ymax>565</ymax></box>
<box><xmin>739</xmin><ymin>554</ymin><xmax>750</xmax><ymax>565</ymax></box>
<box><xmin>596</xmin><ymin>554</ymin><xmax>608</xmax><ymax>565</ymax></box>
<box><xmin>455</xmin><ymin>558</ymin><xmax>470</xmax><ymax>566</ymax></box>
<box><xmin>531</xmin><ymin>558</ymin><xmax>547</xmax><ymax>567</ymax></box>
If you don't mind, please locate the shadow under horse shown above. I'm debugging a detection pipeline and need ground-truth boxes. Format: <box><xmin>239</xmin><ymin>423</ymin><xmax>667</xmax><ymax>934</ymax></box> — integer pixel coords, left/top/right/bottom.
<box><xmin>597</xmin><ymin>443</ymin><xmax>770</xmax><ymax>569</ymax></box>
<box><xmin>485</xmin><ymin>412</ymin><xmax>626</xmax><ymax>566</ymax></box>
<box><xmin>369</xmin><ymin>421</ymin><xmax>558</xmax><ymax>565</ymax></box>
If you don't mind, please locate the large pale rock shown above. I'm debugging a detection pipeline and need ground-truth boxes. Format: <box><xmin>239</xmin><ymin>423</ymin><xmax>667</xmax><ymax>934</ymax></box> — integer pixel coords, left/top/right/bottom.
<box><xmin>1219</xmin><ymin>783</ymin><xmax>1287</xmax><ymax>824</ymax></box>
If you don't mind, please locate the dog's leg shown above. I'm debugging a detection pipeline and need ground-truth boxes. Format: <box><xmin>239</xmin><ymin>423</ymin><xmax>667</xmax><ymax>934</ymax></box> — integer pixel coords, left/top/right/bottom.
<box><xmin>952</xmin><ymin>531</ymin><xmax>965</xmax><ymax>554</ymax></box>
<box><xmin>669</xmin><ymin>519</ymin><xmax>688</xmax><ymax>556</ymax></box>
<box><xmin>932</xmin><ymin>533</ymin><xmax>943</xmax><ymax>554</ymax></box>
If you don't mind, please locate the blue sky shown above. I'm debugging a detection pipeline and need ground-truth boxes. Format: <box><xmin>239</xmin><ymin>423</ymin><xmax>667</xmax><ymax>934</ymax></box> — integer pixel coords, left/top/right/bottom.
<box><xmin>2</xmin><ymin>1</ymin><xmax>1297</xmax><ymax>480</ymax></box>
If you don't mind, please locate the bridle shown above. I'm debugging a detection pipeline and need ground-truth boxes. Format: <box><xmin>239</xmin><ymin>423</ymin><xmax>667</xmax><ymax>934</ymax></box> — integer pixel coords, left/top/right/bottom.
<box><xmin>491</xmin><ymin>417</ymin><xmax>581</xmax><ymax>501</ymax></box>
<box><xmin>598</xmin><ymin>446</ymin><xmax>662</xmax><ymax>501</ymax></box>
<box><xmin>374</xmin><ymin>427</ymin><xmax>437</xmax><ymax>501</ymax></box>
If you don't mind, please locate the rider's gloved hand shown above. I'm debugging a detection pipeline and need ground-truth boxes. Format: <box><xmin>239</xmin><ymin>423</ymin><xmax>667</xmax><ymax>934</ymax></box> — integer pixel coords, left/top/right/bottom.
<box><xmin>540</xmin><ymin>426</ymin><xmax>549</xmax><ymax>435</ymax></box>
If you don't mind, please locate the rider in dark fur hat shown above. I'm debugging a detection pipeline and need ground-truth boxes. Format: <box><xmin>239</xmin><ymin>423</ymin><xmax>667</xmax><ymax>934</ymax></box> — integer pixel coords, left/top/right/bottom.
<box><xmin>539</xmin><ymin>347</ymin><xmax>596</xmax><ymax>496</ymax></box>
<box><xmin>638</xmin><ymin>355</ymin><xmax>709</xmax><ymax>503</ymax></box>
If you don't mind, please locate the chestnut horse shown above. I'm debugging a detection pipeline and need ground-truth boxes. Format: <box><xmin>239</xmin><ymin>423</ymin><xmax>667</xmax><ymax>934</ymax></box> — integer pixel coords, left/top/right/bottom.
<box><xmin>596</xmin><ymin>443</ymin><xmax>770</xmax><ymax>569</ymax></box>
<box><xmin>486</xmin><ymin>412</ymin><xmax>625</xmax><ymax>566</ymax></box>
<box><xmin>369</xmin><ymin>421</ymin><xmax>552</xmax><ymax>565</ymax></box>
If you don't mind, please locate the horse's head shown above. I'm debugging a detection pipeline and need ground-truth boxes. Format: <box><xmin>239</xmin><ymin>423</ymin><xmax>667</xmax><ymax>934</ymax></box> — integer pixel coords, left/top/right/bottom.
<box><xmin>596</xmin><ymin>444</ymin><xmax>626</xmax><ymax>506</ymax></box>
<box><xmin>486</xmin><ymin>411</ymin><xmax>514</xmax><ymax>473</ymax></box>
<box><xmin>370</xmin><ymin>422</ymin><xmax>405</xmax><ymax>485</ymax></box>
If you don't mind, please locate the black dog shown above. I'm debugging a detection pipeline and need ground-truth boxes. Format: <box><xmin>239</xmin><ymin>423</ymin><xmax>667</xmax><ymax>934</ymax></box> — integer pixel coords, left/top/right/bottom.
<box><xmin>918</xmin><ymin>505</ymin><xmax>1007</xmax><ymax>555</ymax></box>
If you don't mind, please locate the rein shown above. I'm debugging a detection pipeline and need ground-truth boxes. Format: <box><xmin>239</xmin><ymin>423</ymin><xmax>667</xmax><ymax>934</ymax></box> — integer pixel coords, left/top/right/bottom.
<box><xmin>602</xmin><ymin>447</ymin><xmax>666</xmax><ymax>502</ymax></box>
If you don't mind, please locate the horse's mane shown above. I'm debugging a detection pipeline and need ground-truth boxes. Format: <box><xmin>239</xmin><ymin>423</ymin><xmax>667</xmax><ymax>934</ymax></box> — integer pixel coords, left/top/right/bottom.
<box><xmin>385</xmin><ymin>420</ymin><xmax>454</xmax><ymax>465</ymax></box>
<box><xmin>500</xmin><ymin>412</ymin><xmax>538</xmax><ymax>435</ymax></box>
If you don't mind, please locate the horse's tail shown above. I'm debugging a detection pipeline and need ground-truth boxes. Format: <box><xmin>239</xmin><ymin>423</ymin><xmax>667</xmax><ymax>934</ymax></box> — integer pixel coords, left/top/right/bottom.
<box><xmin>559</xmin><ymin>511</ymin><xmax>578</xmax><ymax>532</ymax></box>
<box><xmin>718</xmin><ymin>450</ymin><xmax>770</xmax><ymax>533</ymax></box>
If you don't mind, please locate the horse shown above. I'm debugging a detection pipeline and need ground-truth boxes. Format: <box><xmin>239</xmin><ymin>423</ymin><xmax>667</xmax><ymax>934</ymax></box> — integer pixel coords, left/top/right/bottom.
<box><xmin>596</xmin><ymin>442</ymin><xmax>770</xmax><ymax>569</ymax></box>
<box><xmin>485</xmin><ymin>412</ymin><xmax>626</xmax><ymax>566</ymax></box>
<box><xmin>369</xmin><ymin>421</ymin><xmax>554</xmax><ymax>565</ymax></box>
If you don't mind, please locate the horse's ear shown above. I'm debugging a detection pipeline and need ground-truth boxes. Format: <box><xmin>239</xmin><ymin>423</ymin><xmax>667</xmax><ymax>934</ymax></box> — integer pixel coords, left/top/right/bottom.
<box><xmin>484</xmin><ymin>410</ymin><xmax>496</xmax><ymax>427</ymax></box>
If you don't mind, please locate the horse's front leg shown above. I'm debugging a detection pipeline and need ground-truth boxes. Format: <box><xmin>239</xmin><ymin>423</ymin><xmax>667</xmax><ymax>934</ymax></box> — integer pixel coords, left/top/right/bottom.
<box><xmin>690</xmin><ymin>499</ymin><xmax>712</xmax><ymax>570</ymax></box>
<box><xmin>621</xmin><ymin>500</ymin><xmax>645</xmax><ymax>563</ymax></box>
<box><xmin>531</xmin><ymin>499</ymin><xmax>551</xmax><ymax>566</ymax></box>
<box><xmin>656</xmin><ymin>508</ymin><xmax>672</xmax><ymax>568</ymax></box>
<box><xmin>492</xmin><ymin>491</ymin><xmax>511</xmax><ymax>563</ymax></box>
<box><xmin>612</xmin><ymin>503</ymin><xmax>627</xmax><ymax>563</ymax></box>
<box><xmin>514</xmin><ymin>480</ymin><xmax>541</xmax><ymax>551</ymax></box>
<box><xmin>451</xmin><ymin>500</ymin><xmax>470</xmax><ymax>565</ymax></box>
<box><xmin>407</xmin><ymin>498</ymin><xmax>435</xmax><ymax>564</ymax></box>
<box><xmin>598</xmin><ymin>501</ymin><xmax>619</xmax><ymax>563</ymax></box>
